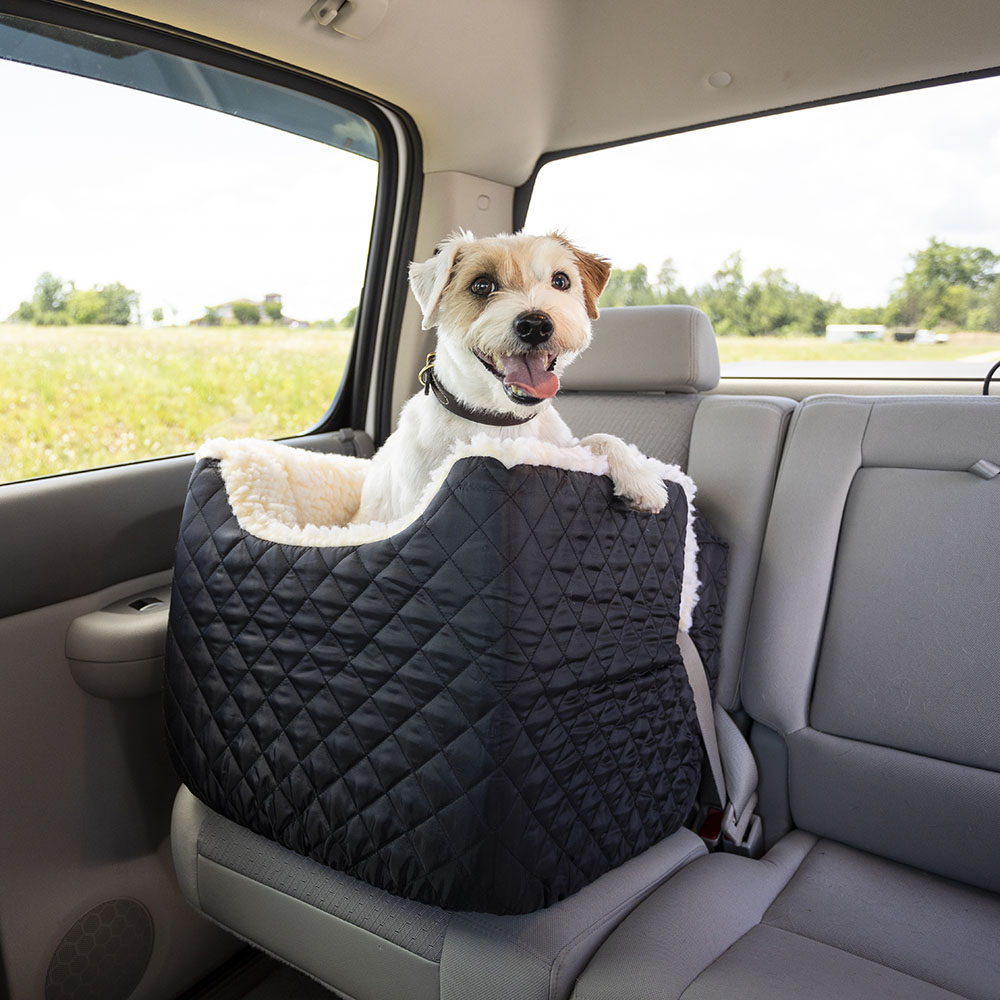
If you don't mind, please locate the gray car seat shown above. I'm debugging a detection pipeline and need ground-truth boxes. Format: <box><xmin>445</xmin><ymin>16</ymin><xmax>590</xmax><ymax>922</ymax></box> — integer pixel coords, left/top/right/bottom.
<box><xmin>573</xmin><ymin>394</ymin><xmax>1000</xmax><ymax>999</ymax></box>
<box><xmin>168</xmin><ymin>306</ymin><xmax>795</xmax><ymax>999</ymax></box>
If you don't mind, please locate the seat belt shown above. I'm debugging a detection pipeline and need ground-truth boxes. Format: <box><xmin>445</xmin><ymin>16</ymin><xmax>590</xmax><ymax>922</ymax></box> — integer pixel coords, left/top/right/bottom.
<box><xmin>677</xmin><ymin>629</ymin><xmax>763</xmax><ymax>857</ymax></box>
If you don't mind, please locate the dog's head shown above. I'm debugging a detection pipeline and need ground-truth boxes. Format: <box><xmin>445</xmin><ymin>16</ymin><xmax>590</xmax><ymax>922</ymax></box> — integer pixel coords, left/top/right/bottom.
<box><xmin>409</xmin><ymin>231</ymin><xmax>611</xmax><ymax>413</ymax></box>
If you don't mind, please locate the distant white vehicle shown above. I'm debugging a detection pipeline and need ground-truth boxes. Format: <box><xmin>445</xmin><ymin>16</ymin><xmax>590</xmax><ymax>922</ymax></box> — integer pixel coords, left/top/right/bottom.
<box><xmin>825</xmin><ymin>324</ymin><xmax>887</xmax><ymax>342</ymax></box>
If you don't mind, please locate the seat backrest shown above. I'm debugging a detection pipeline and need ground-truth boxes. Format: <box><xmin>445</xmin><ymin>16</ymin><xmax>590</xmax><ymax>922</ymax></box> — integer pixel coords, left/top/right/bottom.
<box><xmin>559</xmin><ymin>305</ymin><xmax>796</xmax><ymax>710</ymax></box>
<box><xmin>742</xmin><ymin>394</ymin><xmax>1000</xmax><ymax>891</ymax></box>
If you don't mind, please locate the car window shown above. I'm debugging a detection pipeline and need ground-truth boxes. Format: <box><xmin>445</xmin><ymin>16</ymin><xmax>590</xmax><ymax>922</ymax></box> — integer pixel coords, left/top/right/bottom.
<box><xmin>0</xmin><ymin>12</ymin><xmax>380</xmax><ymax>483</ymax></box>
<box><xmin>524</xmin><ymin>75</ymin><xmax>1000</xmax><ymax>381</ymax></box>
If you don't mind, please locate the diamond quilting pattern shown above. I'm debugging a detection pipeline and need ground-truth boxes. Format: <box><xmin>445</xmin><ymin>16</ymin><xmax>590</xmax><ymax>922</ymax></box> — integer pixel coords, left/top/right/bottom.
<box><xmin>164</xmin><ymin>455</ymin><xmax>719</xmax><ymax>914</ymax></box>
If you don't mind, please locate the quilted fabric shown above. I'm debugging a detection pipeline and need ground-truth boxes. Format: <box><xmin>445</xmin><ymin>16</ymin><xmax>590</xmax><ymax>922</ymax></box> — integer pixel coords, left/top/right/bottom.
<box><xmin>164</xmin><ymin>454</ymin><xmax>724</xmax><ymax>914</ymax></box>
<box><xmin>690</xmin><ymin>515</ymin><xmax>727</xmax><ymax>699</ymax></box>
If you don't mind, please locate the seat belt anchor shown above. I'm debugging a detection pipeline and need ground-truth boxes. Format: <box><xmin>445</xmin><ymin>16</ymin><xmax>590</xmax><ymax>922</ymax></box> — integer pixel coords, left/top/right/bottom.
<box><xmin>721</xmin><ymin>791</ymin><xmax>764</xmax><ymax>858</ymax></box>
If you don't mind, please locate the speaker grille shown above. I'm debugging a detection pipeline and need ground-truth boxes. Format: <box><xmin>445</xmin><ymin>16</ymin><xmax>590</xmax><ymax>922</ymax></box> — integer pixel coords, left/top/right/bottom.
<box><xmin>45</xmin><ymin>898</ymin><xmax>153</xmax><ymax>1000</ymax></box>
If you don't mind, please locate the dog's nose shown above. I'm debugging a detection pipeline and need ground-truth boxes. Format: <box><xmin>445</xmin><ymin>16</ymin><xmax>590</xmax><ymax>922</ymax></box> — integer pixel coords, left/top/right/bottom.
<box><xmin>514</xmin><ymin>311</ymin><xmax>554</xmax><ymax>345</ymax></box>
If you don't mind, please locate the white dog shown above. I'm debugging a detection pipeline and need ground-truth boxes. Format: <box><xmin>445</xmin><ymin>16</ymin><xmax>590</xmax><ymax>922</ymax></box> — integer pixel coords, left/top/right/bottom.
<box><xmin>353</xmin><ymin>231</ymin><xmax>669</xmax><ymax>524</ymax></box>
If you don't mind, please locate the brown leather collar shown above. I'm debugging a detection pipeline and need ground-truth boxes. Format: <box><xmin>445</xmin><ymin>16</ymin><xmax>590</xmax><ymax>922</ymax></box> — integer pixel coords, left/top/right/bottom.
<box><xmin>418</xmin><ymin>354</ymin><xmax>538</xmax><ymax>427</ymax></box>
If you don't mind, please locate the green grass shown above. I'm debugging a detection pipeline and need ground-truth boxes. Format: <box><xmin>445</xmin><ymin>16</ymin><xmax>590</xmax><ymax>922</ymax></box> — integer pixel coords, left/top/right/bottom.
<box><xmin>0</xmin><ymin>324</ymin><xmax>352</xmax><ymax>482</ymax></box>
<box><xmin>3</xmin><ymin>324</ymin><xmax>999</xmax><ymax>484</ymax></box>
<box><xmin>716</xmin><ymin>330</ymin><xmax>1000</xmax><ymax>363</ymax></box>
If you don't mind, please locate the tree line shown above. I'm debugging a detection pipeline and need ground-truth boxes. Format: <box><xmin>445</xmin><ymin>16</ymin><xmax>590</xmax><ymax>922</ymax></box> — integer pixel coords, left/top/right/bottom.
<box><xmin>7</xmin><ymin>273</ymin><xmax>360</xmax><ymax>329</ymax></box>
<box><xmin>599</xmin><ymin>238</ymin><xmax>1000</xmax><ymax>336</ymax></box>
<box><xmin>9</xmin><ymin>239</ymin><xmax>999</xmax><ymax>335</ymax></box>
<box><xmin>11</xmin><ymin>272</ymin><xmax>138</xmax><ymax>327</ymax></box>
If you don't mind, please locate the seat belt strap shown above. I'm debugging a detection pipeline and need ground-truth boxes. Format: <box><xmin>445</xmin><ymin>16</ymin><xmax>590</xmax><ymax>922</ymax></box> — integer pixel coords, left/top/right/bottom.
<box><xmin>677</xmin><ymin>629</ymin><xmax>726</xmax><ymax>807</ymax></box>
<box><xmin>677</xmin><ymin>629</ymin><xmax>763</xmax><ymax>857</ymax></box>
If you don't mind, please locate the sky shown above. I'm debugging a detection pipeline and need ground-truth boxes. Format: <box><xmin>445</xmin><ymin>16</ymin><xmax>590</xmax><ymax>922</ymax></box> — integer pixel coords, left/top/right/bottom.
<box><xmin>0</xmin><ymin>58</ymin><xmax>378</xmax><ymax>325</ymax></box>
<box><xmin>2</xmin><ymin>58</ymin><xmax>1000</xmax><ymax>323</ymax></box>
<box><xmin>526</xmin><ymin>75</ymin><xmax>1000</xmax><ymax>309</ymax></box>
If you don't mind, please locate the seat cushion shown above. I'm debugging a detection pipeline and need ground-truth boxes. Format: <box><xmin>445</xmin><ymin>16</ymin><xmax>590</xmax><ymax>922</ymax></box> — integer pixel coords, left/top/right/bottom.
<box><xmin>573</xmin><ymin>832</ymin><xmax>1000</xmax><ymax>1000</ymax></box>
<box><xmin>172</xmin><ymin>787</ymin><xmax>709</xmax><ymax>1000</ymax></box>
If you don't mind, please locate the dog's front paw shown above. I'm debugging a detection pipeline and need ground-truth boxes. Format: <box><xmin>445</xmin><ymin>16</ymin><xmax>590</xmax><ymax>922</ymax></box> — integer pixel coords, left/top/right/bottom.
<box><xmin>616</xmin><ymin>473</ymin><xmax>669</xmax><ymax>514</ymax></box>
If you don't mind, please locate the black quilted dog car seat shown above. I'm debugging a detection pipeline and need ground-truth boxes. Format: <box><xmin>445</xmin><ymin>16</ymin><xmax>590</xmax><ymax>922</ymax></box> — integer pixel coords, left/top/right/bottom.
<box><xmin>164</xmin><ymin>437</ymin><xmax>726</xmax><ymax>915</ymax></box>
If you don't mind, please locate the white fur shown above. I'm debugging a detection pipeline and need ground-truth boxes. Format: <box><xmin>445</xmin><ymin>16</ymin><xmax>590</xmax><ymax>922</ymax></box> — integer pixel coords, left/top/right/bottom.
<box><xmin>196</xmin><ymin>435</ymin><xmax>702</xmax><ymax>631</ymax></box>
<box><xmin>354</xmin><ymin>232</ymin><xmax>671</xmax><ymax>524</ymax></box>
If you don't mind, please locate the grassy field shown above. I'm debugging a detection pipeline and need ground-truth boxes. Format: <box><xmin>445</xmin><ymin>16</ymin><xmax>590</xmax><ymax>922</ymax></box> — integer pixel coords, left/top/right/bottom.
<box><xmin>716</xmin><ymin>330</ymin><xmax>1000</xmax><ymax>363</ymax></box>
<box><xmin>0</xmin><ymin>324</ymin><xmax>353</xmax><ymax>482</ymax></box>
<box><xmin>2</xmin><ymin>324</ymin><xmax>999</xmax><ymax>483</ymax></box>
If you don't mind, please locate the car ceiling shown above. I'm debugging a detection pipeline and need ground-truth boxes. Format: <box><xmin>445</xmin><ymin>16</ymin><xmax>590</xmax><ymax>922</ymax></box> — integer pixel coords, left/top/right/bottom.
<box><xmin>63</xmin><ymin>0</ymin><xmax>1000</xmax><ymax>184</ymax></box>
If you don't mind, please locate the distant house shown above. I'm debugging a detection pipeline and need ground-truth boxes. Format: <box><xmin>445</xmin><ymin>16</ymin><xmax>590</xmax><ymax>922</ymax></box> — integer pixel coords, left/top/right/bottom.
<box><xmin>194</xmin><ymin>293</ymin><xmax>294</xmax><ymax>326</ymax></box>
<box><xmin>825</xmin><ymin>324</ymin><xmax>887</xmax><ymax>342</ymax></box>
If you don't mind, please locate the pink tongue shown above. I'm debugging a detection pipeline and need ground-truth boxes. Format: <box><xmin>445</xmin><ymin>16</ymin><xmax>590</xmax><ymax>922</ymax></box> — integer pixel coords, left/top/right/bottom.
<box><xmin>499</xmin><ymin>354</ymin><xmax>559</xmax><ymax>399</ymax></box>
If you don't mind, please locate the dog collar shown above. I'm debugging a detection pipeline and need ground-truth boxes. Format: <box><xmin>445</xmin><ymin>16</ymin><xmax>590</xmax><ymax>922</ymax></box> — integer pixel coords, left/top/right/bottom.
<box><xmin>418</xmin><ymin>354</ymin><xmax>538</xmax><ymax>427</ymax></box>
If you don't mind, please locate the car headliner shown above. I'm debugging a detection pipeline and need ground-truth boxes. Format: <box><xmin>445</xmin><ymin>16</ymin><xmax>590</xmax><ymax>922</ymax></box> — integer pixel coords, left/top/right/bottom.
<box><xmin>100</xmin><ymin>0</ymin><xmax>1000</xmax><ymax>185</ymax></box>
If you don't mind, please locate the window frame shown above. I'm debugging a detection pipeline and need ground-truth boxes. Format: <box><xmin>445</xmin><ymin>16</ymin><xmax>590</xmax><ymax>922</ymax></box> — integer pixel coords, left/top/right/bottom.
<box><xmin>0</xmin><ymin>0</ymin><xmax>422</xmax><ymax>479</ymax></box>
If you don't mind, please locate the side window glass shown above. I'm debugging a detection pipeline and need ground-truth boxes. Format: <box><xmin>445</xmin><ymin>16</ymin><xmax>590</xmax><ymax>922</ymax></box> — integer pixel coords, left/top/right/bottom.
<box><xmin>0</xmin><ymin>13</ymin><xmax>379</xmax><ymax>483</ymax></box>
<box><xmin>525</xmin><ymin>76</ymin><xmax>1000</xmax><ymax>381</ymax></box>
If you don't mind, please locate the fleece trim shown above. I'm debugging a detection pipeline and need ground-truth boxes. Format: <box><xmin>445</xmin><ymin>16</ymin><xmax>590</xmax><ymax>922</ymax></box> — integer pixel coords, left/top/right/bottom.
<box><xmin>196</xmin><ymin>435</ymin><xmax>702</xmax><ymax>629</ymax></box>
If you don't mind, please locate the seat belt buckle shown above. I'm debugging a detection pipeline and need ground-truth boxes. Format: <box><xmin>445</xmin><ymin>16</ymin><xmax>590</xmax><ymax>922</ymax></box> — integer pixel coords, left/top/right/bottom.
<box><xmin>696</xmin><ymin>805</ymin><xmax>724</xmax><ymax>848</ymax></box>
<box><xmin>721</xmin><ymin>793</ymin><xmax>764</xmax><ymax>858</ymax></box>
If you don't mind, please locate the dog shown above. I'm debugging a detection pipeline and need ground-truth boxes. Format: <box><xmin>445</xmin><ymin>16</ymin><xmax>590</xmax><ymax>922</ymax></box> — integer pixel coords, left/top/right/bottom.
<box><xmin>352</xmin><ymin>231</ymin><xmax>669</xmax><ymax>524</ymax></box>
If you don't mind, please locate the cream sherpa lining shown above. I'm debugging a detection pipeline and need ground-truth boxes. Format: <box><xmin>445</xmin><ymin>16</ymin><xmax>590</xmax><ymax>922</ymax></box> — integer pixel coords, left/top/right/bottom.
<box><xmin>196</xmin><ymin>435</ymin><xmax>702</xmax><ymax>631</ymax></box>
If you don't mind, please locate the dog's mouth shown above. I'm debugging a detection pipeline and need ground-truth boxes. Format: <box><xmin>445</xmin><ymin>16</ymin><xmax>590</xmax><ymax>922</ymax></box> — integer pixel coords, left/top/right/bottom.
<box><xmin>474</xmin><ymin>350</ymin><xmax>559</xmax><ymax>405</ymax></box>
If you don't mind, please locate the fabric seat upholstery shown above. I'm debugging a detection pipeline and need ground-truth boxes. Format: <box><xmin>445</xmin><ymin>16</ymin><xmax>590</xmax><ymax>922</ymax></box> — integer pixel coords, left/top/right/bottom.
<box><xmin>573</xmin><ymin>394</ymin><xmax>1000</xmax><ymax>999</ymax></box>
<box><xmin>573</xmin><ymin>832</ymin><xmax>1000</xmax><ymax>1000</ymax></box>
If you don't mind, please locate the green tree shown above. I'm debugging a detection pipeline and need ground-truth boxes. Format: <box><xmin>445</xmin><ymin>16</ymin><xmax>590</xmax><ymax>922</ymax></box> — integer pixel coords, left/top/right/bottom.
<box><xmin>15</xmin><ymin>272</ymin><xmax>70</xmax><ymax>325</ymax></box>
<box><xmin>264</xmin><ymin>300</ymin><xmax>283</xmax><ymax>323</ymax></box>
<box><xmin>653</xmin><ymin>258</ymin><xmax>692</xmax><ymax>305</ymax></box>
<box><xmin>34</xmin><ymin>272</ymin><xmax>68</xmax><ymax>315</ymax></box>
<box><xmin>97</xmin><ymin>282</ymin><xmax>137</xmax><ymax>325</ymax></box>
<box><xmin>828</xmin><ymin>304</ymin><xmax>887</xmax><ymax>325</ymax></box>
<box><xmin>13</xmin><ymin>300</ymin><xmax>37</xmax><ymax>323</ymax></box>
<box><xmin>691</xmin><ymin>254</ymin><xmax>837</xmax><ymax>336</ymax></box>
<box><xmin>966</xmin><ymin>279</ymin><xmax>1000</xmax><ymax>332</ymax></box>
<box><xmin>231</xmin><ymin>301</ymin><xmax>261</xmax><ymax>325</ymax></box>
<box><xmin>65</xmin><ymin>282</ymin><xmax>137</xmax><ymax>326</ymax></box>
<box><xmin>340</xmin><ymin>305</ymin><xmax>358</xmax><ymax>329</ymax></box>
<box><xmin>13</xmin><ymin>273</ymin><xmax>137</xmax><ymax>326</ymax></box>
<box><xmin>66</xmin><ymin>288</ymin><xmax>104</xmax><ymax>325</ymax></box>
<box><xmin>600</xmin><ymin>263</ymin><xmax>660</xmax><ymax>307</ymax></box>
<box><xmin>887</xmin><ymin>238</ymin><xmax>999</xmax><ymax>329</ymax></box>
<box><xmin>694</xmin><ymin>252</ymin><xmax>748</xmax><ymax>335</ymax></box>
<box><xmin>152</xmin><ymin>307</ymin><xmax>165</xmax><ymax>324</ymax></box>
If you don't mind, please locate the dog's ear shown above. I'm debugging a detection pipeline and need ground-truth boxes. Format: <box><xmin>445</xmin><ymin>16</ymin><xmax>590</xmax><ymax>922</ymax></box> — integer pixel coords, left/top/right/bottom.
<box><xmin>547</xmin><ymin>233</ymin><xmax>611</xmax><ymax>320</ymax></box>
<box><xmin>408</xmin><ymin>231</ymin><xmax>473</xmax><ymax>330</ymax></box>
<box><xmin>570</xmin><ymin>246</ymin><xmax>612</xmax><ymax>320</ymax></box>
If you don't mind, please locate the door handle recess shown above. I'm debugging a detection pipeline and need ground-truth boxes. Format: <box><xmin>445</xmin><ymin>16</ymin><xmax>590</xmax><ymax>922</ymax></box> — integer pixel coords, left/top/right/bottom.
<box><xmin>65</xmin><ymin>585</ymin><xmax>171</xmax><ymax>699</ymax></box>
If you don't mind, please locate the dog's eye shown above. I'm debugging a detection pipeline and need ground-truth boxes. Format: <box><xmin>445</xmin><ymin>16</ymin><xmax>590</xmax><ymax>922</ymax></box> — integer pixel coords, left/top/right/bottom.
<box><xmin>551</xmin><ymin>271</ymin><xmax>571</xmax><ymax>291</ymax></box>
<box><xmin>470</xmin><ymin>275</ymin><xmax>498</xmax><ymax>297</ymax></box>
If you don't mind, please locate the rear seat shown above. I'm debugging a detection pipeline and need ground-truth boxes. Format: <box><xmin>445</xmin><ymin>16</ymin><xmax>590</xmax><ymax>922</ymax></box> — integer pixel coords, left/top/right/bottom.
<box><xmin>169</xmin><ymin>305</ymin><xmax>795</xmax><ymax>999</ymax></box>
<box><xmin>558</xmin><ymin>305</ymin><xmax>796</xmax><ymax>715</ymax></box>
<box><xmin>573</xmin><ymin>394</ymin><xmax>1000</xmax><ymax>999</ymax></box>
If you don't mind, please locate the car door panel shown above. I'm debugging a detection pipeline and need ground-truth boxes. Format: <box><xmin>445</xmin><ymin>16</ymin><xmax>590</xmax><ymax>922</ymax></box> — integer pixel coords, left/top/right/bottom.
<box><xmin>0</xmin><ymin>430</ymin><xmax>371</xmax><ymax>998</ymax></box>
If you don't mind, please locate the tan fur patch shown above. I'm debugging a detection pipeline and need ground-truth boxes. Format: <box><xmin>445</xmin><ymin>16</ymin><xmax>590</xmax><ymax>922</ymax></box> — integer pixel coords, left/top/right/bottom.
<box><xmin>437</xmin><ymin>243</ymin><xmax>532</xmax><ymax>329</ymax></box>
<box><xmin>548</xmin><ymin>233</ymin><xmax>611</xmax><ymax>319</ymax></box>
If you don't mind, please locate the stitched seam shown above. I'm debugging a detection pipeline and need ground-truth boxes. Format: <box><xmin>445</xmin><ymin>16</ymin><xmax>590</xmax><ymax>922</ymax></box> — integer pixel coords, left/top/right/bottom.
<box><xmin>750</xmin><ymin>922</ymin><xmax>966</xmax><ymax>997</ymax></box>
<box><xmin>548</xmin><ymin>841</ymin><xmax>707</xmax><ymax>997</ymax></box>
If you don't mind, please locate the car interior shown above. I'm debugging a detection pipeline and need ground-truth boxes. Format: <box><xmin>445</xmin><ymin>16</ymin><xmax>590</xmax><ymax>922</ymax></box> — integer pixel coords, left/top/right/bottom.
<box><xmin>1</xmin><ymin>1</ymin><xmax>999</xmax><ymax>999</ymax></box>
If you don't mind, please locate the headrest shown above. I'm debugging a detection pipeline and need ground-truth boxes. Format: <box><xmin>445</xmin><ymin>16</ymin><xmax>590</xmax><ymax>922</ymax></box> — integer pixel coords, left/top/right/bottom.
<box><xmin>560</xmin><ymin>305</ymin><xmax>720</xmax><ymax>394</ymax></box>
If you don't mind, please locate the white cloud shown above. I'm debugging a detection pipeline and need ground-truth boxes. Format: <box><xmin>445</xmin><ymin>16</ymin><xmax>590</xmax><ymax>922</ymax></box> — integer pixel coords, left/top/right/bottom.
<box><xmin>526</xmin><ymin>76</ymin><xmax>1000</xmax><ymax>307</ymax></box>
